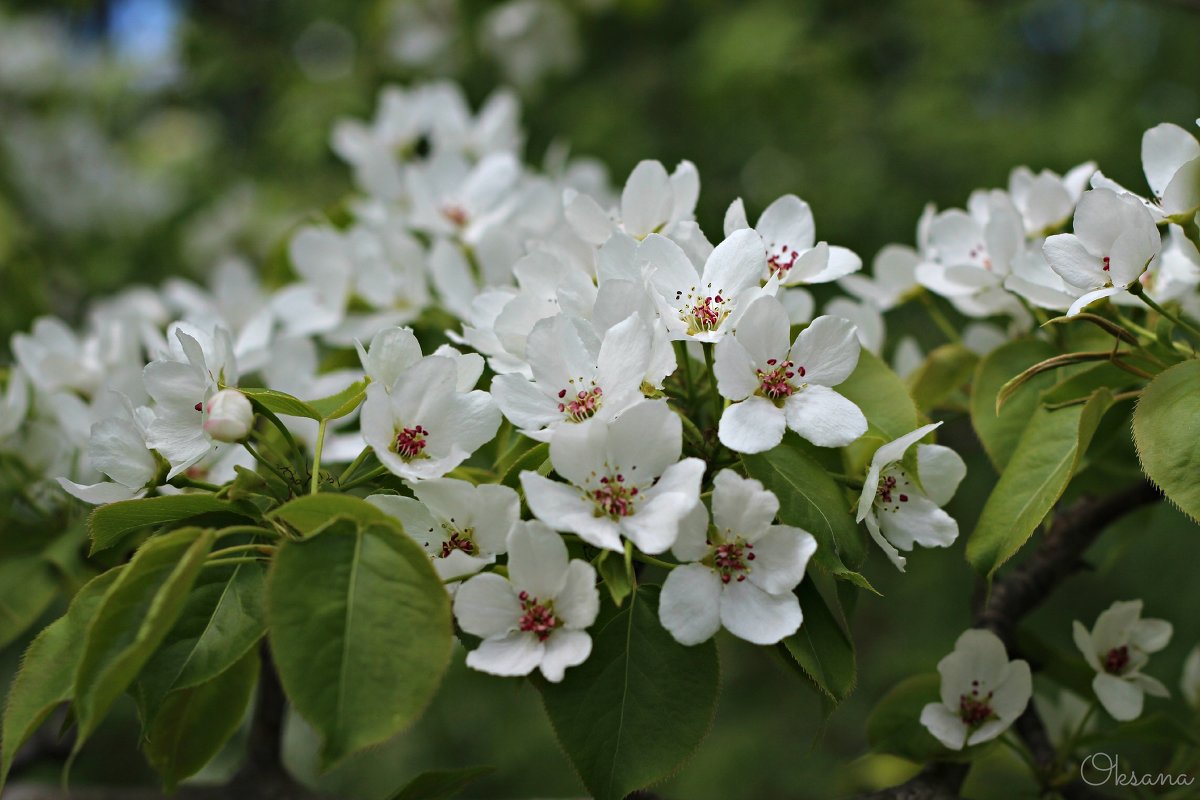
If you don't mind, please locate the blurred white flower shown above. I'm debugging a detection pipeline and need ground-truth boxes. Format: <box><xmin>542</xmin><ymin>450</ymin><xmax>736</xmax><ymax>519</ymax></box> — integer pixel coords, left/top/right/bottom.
<box><xmin>1074</xmin><ymin>599</ymin><xmax>1172</xmax><ymax>721</ymax></box>
<box><xmin>920</xmin><ymin>629</ymin><xmax>1032</xmax><ymax>750</ymax></box>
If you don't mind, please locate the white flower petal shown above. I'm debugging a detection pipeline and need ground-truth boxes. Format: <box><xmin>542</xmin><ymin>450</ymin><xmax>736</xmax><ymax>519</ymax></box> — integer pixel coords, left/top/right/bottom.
<box><xmin>719</xmin><ymin>580</ymin><xmax>802</xmax><ymax>645</ymax></box>
<box><xmin>916</xmin><ymin>444</ymin><xmax>967</xmax><ymax>507</ymax></box>
<box><xmin>1093</xmin><ymin>673</ymin><xmax>1144</xmax><ymax>721</ymax></box>
<box><xmin>659</xmin><ymin>564</ymin><xmax>723</xmax><ymax>646</ymax></box>
<box><xmin>711</xmin><ymin>469</ymin><xmax>778</xmax><ymax>541</ymax></box>
<box><xmin>920</xmin><ymin>703</ymin><xmax>968</xmax><ymax>751</ymax></box>
<box><xmin>783</xmin><ymin>385</ymin><xmax>867</xmax><ymax>448</ymax></box>
<box><xmin>507</xmin><ymin>521</ymin><xmax>570</xmax><ymax>600</ymax></box>
<box><xmin>788</xmin><ymin>315</ymin><xmax>861</xmax><ymax>387</ymax></box>
<box><xmin>622</xmin><ymin>160</ymin><xmax>673</xmax><ymax>239</ymax></box>
<box><xmin>454</xmin><ymin>573</ymin><xmax>521</xmax><ymax>638</ymax></box>
<box><xmin>554</xmin><ymin>560</ymin><xmax>600</xmax><ymax>629</ymax></box>
<box><xmin>746</xmin><ymin>526</ymin><xmax>816</xmax><ymax>596</ymax></box>
<box><xmin>466</xmin><ymin>631</ymin><xmax>544</xmax><ymax>678</ymax></box>
<box><xmin>717</xmin><ymin>396</ymin><xmax>786</xmax><ymax>454</ymax></box>
<box><xmin>539</xmin><ymin>629</ymin><xmax>592</xmax><ymax>683</ymax></box>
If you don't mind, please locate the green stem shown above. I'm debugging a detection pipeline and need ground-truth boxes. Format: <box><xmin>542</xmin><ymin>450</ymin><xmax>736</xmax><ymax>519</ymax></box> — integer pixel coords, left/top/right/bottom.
<box><xmin>310</xmin><ymin>418</ymin><xmax>328</xmax><ymax>495</ymax></box>
<box><xmin>340</xmin><ymin>465</ymin><xmax>389</xmax><ymax>491</ymax></box>
<box><xmin>674</xmin><ymin>340</ymin><xmax>695</xmax><ymax>406</ymax></box>
<box><xmin>215</xmin><ymin>525</ymin><xmax>280</xmax><ymax>540</ymax></box>
<box><xmin>242</xmin><ymin>442</ymin><xmax>293</xmax><ymax>486</ymax></box>
<box><xmin>702</xmin><ymin>343</ymin><xmax>723</xmax><ymax>427</ymax></box>
<box><xmin>338</xmin><ymin>446</ymin><xmax>373</xmax><ymax>484</ymax></box>
<box><xmin>203</xmin><ymin>557</ymin><xmax>268</xmax><ymax>568</ymax></box>
<box><xmin>1131</xmin><ymin>283</ymin><xmax>1200</xmax><ymax>340</ymax></box>
<box><xmin>998</xmin><ymin>733</ymin><xmax>1040</xmax><ymax>777</ymax></box>
<box><xmin>169</xmin><ymin>475</ymin><xmax>221</xmax><ymax>492</ymax></box>
<box><xmin>1058</xmin><ymin>702</ymin><xmax>1098</xmax><ymax>766</ymax></box>
<box><xmin>630</xmin><ymin>551</ymin><xmax>678</xmax><ymax>571</ymax></box>
<box><xmin>210</xmin><ymin>543</ymin><xmax>275</xmax><ymax>559</ymax></box>
<box><xmin>918</xmin><ymin>292</ymin><xmax>962</xmax><ymax>343</ymax></box>
<box><xmin>253</xmin><ymin>402</ymin><xmax>302</xmax><ymax>467</ymax></box>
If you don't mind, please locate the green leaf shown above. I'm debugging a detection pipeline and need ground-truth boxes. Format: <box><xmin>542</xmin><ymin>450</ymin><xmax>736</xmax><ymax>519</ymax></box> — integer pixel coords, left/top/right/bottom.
<box><xmin>308</xmin><ymin>378</ymin><xmax>370</xmax><ymax>420</ymax></box>
<box><xmin>0</xmin><ymin>553</ymin><xmax>59</xmax><ymax>650</ymax></box>
<box><xmin>89</xmin><ymin>494</ymin><xmax>257</xmax><ymax>555</ymax></box>
<box><xmin>970</xmin><ymin>337</ymin><xmax>1057</xmax><ymax>471</ymax></box>
<box><xmin>388</xmin><ymin>766</ymin><xmax>496</xmax><ymax>800</ymax></box>
<box><xmin>906</xmin><ymin>343</ymin><xmax>978</xmax><ymax>412</ymax></box>
<box><xmin>0</xmin><ymin>569</ymin><xmax>120</xmax><ymax>791</ymax></box>
<box><xmin>500</xmin><ymin>441</ymin><xmax>549</xmax><ymax>489</ymax></box>
<box><xmin>240</xmin><ymin>387</ymin><xmax>322</xmax><ymax>420</ymax></box>
<box><xmin>779</xmin><ymin>581</ymin><xmax>856</xmax><ymax>703</ymax></box>
<box><xmin>967</xmin><ymin>389</ymin><xmax>1114</xmax><ymax>578</ymax></box>
<box><xmin>73</xmin><ymin>528</ymin><xmax>216</xmax><ymax>745</ymax></box>
<box><xmin>1132</xmin><ymin>359</ymin><xmax>1200</xmax><ymax>522</ymax></box>
<box><xmin>144</xmin><ymin>646</ymin><xmax>259</xmax><ymax>790</ymax></box>
<box><xmin>742</xmin><ymin>438</ymin><xmax>876</xmax><ymax>593</ymax></box>
<box><xmin>595</xmin><ymin>551</ymin><xmax>633</xmax><ymax>608</ymax></box>
<box><xmin>267</xmin><ymin>519</ymin><xmax>452</xmax><ymax>768</ymax></box>
<box><xmin>537</xmin><ymin>586</ymin><xmax>718</xmax><ymax>800</ymax></box>
<box><xmin>866</xmin><ymin>673</ymin><xmax>969</xmax><ymax>763</ymax></box>
<box><xmin>836</xmin><ymin>350</ymin><xmax>920</xmax><ymax>475</ymax></box>
<box><xmin>134</xmin><ymin>561</ymin><xmax>266</xmax><ymax>724</ymax></box>
<box><xmin>268</xmin><ymin>492</ymin><xmax>394</xmax><ymax>538</ymax></box>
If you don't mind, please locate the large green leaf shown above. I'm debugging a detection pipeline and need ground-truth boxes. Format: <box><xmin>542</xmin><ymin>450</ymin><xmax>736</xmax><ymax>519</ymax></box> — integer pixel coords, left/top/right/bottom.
<box><xmin>742</xmin><ymin>438</ymin><xmax>875</xmax><ymax>592</ymax></box>
<box><xmin>73</xmin><ymin>528</ymin><xmax>216</xmax><ymax>745</ymax></box>
<box><xmin>144</xmin><ymin>646</ymin><xmax>259</xmax><ymax>790</ymax></box>
<box><xmin>779</xmin><ymin>580</ymin><xmax>856</xmax><ymax>704</ymax></box>
<box><xmin>537</xmin><ymin>586</ymin><xmax>719</xmax><ymax>800</ymax></box>
<box><xmin>836</xmin><ymin>350</ymin><xmax>920</xmax><ymax>475</ymax></box>
<box><xmin>907</xmin><ymin>343</ymin><xmax>978</xmax><ymax>413</ymax></box>
<box><xmin>388</xmin><ymin>766</ymin><xmax>496</xmax><ymax>800</ymax></box>
<box><xmin>0</xmin><ymin>553</ymin><xmax>59</xmax><ymax>650</ymax></box>
<box><xmin>267</xmin><ymin>519</ymin><xmax>452</xmax><ymax>768</ymax></box>
<box><xmin>89</xmin><ymin>494</ymin><xmax>257</xmax><ymax>554</ymax></box>
<box><xmin>134</xmin><ymin>560</ymin><xmax>266</xmax><ymax>724</ymax></box>
<box><xmin>0</xmin><ymin>569</ymin><xmax>120</xmax><ymax>791</ymax></box>
<box><xmin>1132</xmin><ymin>359</ymin><xmax>1200</xmax><ymax>522</ymax></box>
<box><xmin>967</xmin><ymin>389</ymin><xmax>1114</xmax><ymax>578</ymax></box>
<box><xmin>267</xmin><ymin>492</ymin><xmax>395</xmax><ymax>538</ymax></box>
<box><xmin>970</xmin><ymin>337</ymin><xmax>1057</xmax><ymax>471</ymax></box>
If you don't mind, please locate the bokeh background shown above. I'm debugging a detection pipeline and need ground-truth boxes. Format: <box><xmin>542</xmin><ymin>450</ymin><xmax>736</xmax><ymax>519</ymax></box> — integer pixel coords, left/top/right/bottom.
<box><xmin>1</xmin><ymin>0</ymin><xmax>1198</xmax><ymax>797</ymax></box>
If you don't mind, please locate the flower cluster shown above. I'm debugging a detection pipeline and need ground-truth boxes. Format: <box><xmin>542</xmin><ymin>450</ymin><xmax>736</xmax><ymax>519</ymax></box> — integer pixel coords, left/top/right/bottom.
<box><xmin>3</xmin><ymin>83</ymin><xmax>1196</xmax><ymax>701</ymax></box>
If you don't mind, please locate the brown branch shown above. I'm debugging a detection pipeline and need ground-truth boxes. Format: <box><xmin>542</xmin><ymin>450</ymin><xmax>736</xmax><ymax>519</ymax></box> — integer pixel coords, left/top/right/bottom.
<box><xmin>857</xmin><ymin>481</ymin><xmax>1161</xmax><ymax>800</ymax></box>
<box><xmin>975</xmin><ymin>481</ymin><xmax>1161</xmax><ymax>647</ymax></box>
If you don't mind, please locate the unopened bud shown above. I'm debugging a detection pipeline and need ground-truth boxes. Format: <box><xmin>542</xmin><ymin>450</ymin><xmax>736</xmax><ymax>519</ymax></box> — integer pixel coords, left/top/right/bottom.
<box><xmin>203</xmin><ymin>389</ymin><xmax>253</xmax><ymax>442</ymax></box>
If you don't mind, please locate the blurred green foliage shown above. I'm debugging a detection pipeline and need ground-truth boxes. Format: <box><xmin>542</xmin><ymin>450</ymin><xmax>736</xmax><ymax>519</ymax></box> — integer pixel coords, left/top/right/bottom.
<box><xmin>2</xmin><ymin>0</ymin><xmax>1199</xmax><ymax>797</ymax></box>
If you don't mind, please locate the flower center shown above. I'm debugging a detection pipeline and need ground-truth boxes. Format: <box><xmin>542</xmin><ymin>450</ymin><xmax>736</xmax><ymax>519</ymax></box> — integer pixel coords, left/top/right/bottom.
<box><xmin>967</xmin><ymin>243</ymin><xmax>994</xmax><ymax>271</ymax></box>
<box><xmin>875</xmin><ymin>472</ymin><xmax>911</xmax><ymax>510</ymax></box>
<box><xmin>767</xmin><ymin>246</ymin><xmax>799</xmax><ymax>278</ymax></box>
<box><xmin>439</xmin><ymin>526</ymin><xmax>476</xmax><ymax>558</ymax></box>
<box><xmin>518</xmin><ymin>591</ymin><xmax>560</xmax><ymax>641</ymax></box>
<box><xmin>756</xmin><ymin>358</ymin><xmax>805</xmax><ymax>404</ymax></box>
<box><xmin>1104</xmin><ymin>645</ymin><xmax>1130</xmax><ymax>675</ymax></box>
<box><xmin>590</xmin><ymin>473</ymin><xmax>638</xmax><ymax>519</ymax></box>
<box><xmin>442</xmin><ymin>204</ymin><xmax>468</xmax><ymax>226</ymax></box>
<box><xmin>708</xmin><ymin>536</ymin><xmax>755</xmax><ymax>584</ymax></box>
<box><xmin>959</xmin><ymin>680</ymin><xmax>996</xmax><ymax>729</ymax></box>
<box><xmin>558</xmin><ymin>385</ymin><xmax>603</xmax><ymax>422</ymax></box>
<box><xmin>394</xmin><ymin>424</ymin><xmax>429</xmax><ymax>461</ymax></box>
<box><xmin>674</xmin><ymin>285</ymin><xmax>731</xmax><ymax>336</ymax></box>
